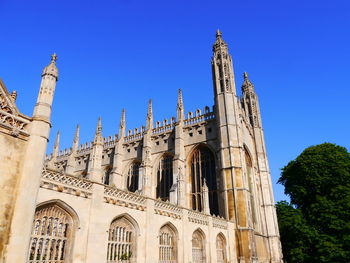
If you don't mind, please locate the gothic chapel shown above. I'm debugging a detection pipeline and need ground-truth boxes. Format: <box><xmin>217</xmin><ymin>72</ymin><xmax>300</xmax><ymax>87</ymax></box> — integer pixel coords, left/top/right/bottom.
<box><xmin>0</xmin><ymin>31</ymin><xmax>283</xmax><ymax>263</ymax></box>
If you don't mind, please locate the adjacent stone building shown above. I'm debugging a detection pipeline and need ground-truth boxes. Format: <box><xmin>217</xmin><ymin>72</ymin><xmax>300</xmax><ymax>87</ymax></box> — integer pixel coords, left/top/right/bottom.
<box><xmin>0</xmin><ymin>31</ymin><xmax>283</xmax><ymax>263</ymax></box>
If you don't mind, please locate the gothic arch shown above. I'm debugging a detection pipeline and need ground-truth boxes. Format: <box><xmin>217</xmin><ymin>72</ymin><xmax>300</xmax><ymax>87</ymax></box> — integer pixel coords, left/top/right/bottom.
<box><xmin>244</xmin><ymin>145</ymin><xmax>259</xmax><ymax>227</ymax></box>
<box><xmin>125</xmin><ymin>160</ymin><xmax>141</xmax><ymax>192</ymax></box>
<box><xmin>158</xmin><ymin>222</ymin><xmax>178</xmax><ymax>262</ymax></box>
<box><xmin>192</xmin><ymin>228</ymin><xmax>206</xmax><ymax>263</ymax></box>
<box><xmin>187</xmin><ymin>144</ymin><xmax>219</xmax><ymax>216</ymax></box>
<box><xmin>107</xmin><ymin>214</ymin><xmax>139</xmax><ymax>262</ymax></box>
<box><xmin>216</xmin><ymin>233</ymin><xmax>227</xmax><ymax>263</ymax></box>
<box><xmin>154</xmin><ymin>152</ymin><xmax>174</xmax><ymax>201</ymax></box>
<box><xmin>35</xmin><ymin>199</ymin><xmax>80</xmax><ymax>228</ymax></box>
<box><xmin>28</xmin><ymin>199</ymin><xmax>79</xmax><ymax>263</ymax></box>
<box><xmin>109</xmin><ymin>213</ymin><xmax>140</xmax><ymax>235</ymax></box>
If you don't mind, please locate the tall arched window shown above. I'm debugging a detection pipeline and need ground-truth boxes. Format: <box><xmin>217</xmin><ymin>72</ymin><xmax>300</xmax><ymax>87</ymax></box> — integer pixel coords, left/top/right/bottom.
<box><xmin>245</xmin><ymin>149</ymin><xmax>257</xmax><ymax>226</ymax></box>
<box><xmin>192</xmin><ymin>230</ymin><xmax>206</xmax><ymax>263</ymax></box>
<box><xmin>156</xmin><ymin>155</ymin><xmax>173</xmax><ymax>201</ymax></box>
<box><xmin>216</xmin><ymin>234</ymin><xmax>227</xmax><ymax>263</ymax></box>
<box><xmin>190</xmin><ymin>146</ymin><xmax>219</xmax><ymax>215</ymax></box>
<box><xmin>127</xmin><ymin>161</ymin><xmax>141</xmax><ymax>192</ymax></box>
<box><xmin>28</xmin><ymin>202</ymin><xmax>75</xmax><ymax>263</ymax></box>
<box><xmin>107</xmin><ymin>216</ymin><xmax>137</xmax><ymax>263</ymax></box>
<box><xmin>159</xmin><ymin>224</ymin><xmax>177</xmax><ymax>263</ymax></box>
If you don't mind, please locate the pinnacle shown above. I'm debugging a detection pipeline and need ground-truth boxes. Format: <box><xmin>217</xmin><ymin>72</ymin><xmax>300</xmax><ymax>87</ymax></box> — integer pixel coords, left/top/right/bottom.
<box><xmin>74</xmin><ymin>124</ymin><xmax>80</xmax><ymax>143</ymax></box>
<box><xmin>216</xmin><ymin>29</ymin><xmax>222</xmax><ymax>38</ymax></box>
<box><xmin>96</xmin><ymin>117</ymin><xmax>102</xmax><ymax>134</ymax></box>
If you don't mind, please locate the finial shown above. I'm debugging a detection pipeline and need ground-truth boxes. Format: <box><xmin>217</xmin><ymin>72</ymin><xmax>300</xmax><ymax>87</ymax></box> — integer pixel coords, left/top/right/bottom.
<box><xmin>216</xmin><ymin>29</ymin><xmax>222</xmax><ymax>38</ymax></box>
<box><xmin>51</xmin><ymin>53</ymin><xmax>58</xmax><ymax>63</ymax></box>
<box><xmin>244</xmin><ymin>72</ymin><xmax>248</xmax><ymax>80</ymax></box>
<box><xmin>10</xmin><ymin>91</ymin><xmax>17</xmax><ymax>102</ymax></box>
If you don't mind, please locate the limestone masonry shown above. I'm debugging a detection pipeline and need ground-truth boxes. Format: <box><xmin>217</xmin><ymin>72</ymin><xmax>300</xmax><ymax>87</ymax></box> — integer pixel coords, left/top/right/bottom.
<box><xmin>0</xmin><ymin>31</ymin><xmax>283</xmax><ymax>263</ymax></box>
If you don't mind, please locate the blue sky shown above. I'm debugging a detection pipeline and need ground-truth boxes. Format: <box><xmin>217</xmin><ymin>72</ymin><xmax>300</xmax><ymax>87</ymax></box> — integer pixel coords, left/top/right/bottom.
<box><xmin>1</xmin><ymin>0</ymin><xmax>349</xmax><ymax>202</ymax></box>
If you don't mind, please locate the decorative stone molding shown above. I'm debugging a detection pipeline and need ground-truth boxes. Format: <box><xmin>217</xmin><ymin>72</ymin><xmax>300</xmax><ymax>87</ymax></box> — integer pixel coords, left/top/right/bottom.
<box><xmin>0</xmin><ymin>81</ymin><xmax>30</xmax><ymax>137</ymax></box>
<box><xmin>212</xmin><ymin>216</ymin><xmax>228</xmax><ymax>229</ymax></box>
<box><xmin>188</xmin><ymin>210</ymin><xmax>209</xmax><ymax>226</ymax></box>
<box><xmin>154</xmin><ymin>200</ymin><xmax>183</xmax><ymax>219</ymax></box>
<box><xmin>41</xmin><ymin>169</ymin><xmax>92</xmax><ymax>198</ymax></box>
<box><xmin>183</xmin><ymin>110</ymin><xmax>215</xmax><ymax>127</ymax></box>
<box><xmin>104</xmin><ymin>186</ymin><xmax>146</xmax><ymax>211</ymax></box>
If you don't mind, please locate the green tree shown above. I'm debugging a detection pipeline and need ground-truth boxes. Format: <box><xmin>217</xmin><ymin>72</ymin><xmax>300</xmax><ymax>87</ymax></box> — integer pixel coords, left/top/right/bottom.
<box><xmin>277</xmin><ymin>143</ymin><xmax>350</xmax><ymax>262</ymax></box>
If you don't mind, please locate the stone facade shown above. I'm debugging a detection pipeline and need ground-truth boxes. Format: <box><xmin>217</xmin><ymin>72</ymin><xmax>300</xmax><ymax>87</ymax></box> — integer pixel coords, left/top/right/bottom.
<box><xmin>0</xmin><ymin>31</ymin><xmax>283</xmax><ymax>263</ymax></box>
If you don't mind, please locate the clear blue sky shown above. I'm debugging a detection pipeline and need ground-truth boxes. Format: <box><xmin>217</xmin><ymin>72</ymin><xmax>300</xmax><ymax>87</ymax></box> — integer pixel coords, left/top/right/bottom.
<box><xmin>1</xmin><ymin>0</ymin><xmax>349</xmax><ymax>202</ymax></box>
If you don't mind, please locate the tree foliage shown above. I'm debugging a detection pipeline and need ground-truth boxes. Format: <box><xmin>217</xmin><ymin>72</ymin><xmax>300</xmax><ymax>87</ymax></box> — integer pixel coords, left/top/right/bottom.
<box><xmin>277</xmin><ymin>143</ymin><xmax>350</xmax><ymax>262</ymax></box>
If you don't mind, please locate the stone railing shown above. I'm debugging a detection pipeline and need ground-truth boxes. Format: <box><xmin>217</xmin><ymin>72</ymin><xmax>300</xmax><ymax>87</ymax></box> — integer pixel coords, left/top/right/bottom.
<box><xmin>0</xmin><ymin>108</ymin><xmax>30</xmax><ymax>137</ymax></box>
<box><xmin>104</xmin><ymin>186</ymin><xmax>146</xmax><ymax>211</ymax></box>
<box><xmin>152</xmin><ymin>123</ymin><xmax>175</xmax><ymax>135</ymax></box>
<box><xmin>41</xmin><ymin>169</ymin><xmax>92</xmax><ymax>198</ymax></box>
<box><xmin>124</xmin><ymin>131</ymin><xmax>144</xmax><ymax>143</ymax></box>
<box><xmin>188</xmin><ymin>210</ymin><xmax>209</xmax><ymax>226</ymax></box>
<box><xmin>154</xmin><ymin>200</ymin><xmax>183</xmax><ymax>219</ymax></box>
<box><xmin>183</xmin><ymin>111</ymin><xmax>215</xmax><ymax>127</ymax></box>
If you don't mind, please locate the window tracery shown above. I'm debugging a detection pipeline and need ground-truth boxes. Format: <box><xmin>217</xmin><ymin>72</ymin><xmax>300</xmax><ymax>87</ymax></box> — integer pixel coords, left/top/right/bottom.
<box><xmin>245</xmin><ymin>149</ymin><xmax>258</xmax><ymax>226</ymax></box>
<box><xmin>159</xmin><ymin>224</ymin><xmax>177</xmax><ymax>263</ymax></box>
<box><xmin>216</xmin><ymin>234</ymin><xmax>226</xmax><ymax>263</ymax></box>
<box><xmin>28</xmin><ymin>203</ymin><xmax>74</xmax><ymax>263</ymax></box>
<box><xmin>190</xmin><ymin>146</ymin><xmax>219</xmax><ymax>215</ymax></box>
<box><xmin>127</xmin><ymin>161</ymin><xmax>140</xmax><ymax>192</ymax></box>
<box><xmin>192</xmin><ymin>230</ymin><xmax>205</xmax><ymax>263</ymax></box>
<box><xmin>156</xmin><ymin>155</ymin><xmax>173</xmax><ymax>201</ymax></box>
<box><xmin>107</xmin><ymin>217</ymin><xmax>136</xmax><ymax>263</ymax></box>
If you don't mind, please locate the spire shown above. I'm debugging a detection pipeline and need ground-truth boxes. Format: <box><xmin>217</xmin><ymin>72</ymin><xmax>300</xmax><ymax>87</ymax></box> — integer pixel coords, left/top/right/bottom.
<box><xmin>53</xmin><ymin>131</ymin><xmax>60</xmax><ymax>158</ymax></box>
<box><xmin>241</xmin><ymin>72</ymin><xmax>255</xmax><ymax>92</ymax></box>
<box><xmin>177</xmin><ymin>89</ymin><xmax>184</xmax><ymax>121</ymax></box>
<box><xmin>118</xmin><ymin>109</ymin><xmax>126</xmax><ymax>139</ymax></box>
<box><xmin>74</xmin><ymin>124</ymin><xmax>80</xmax><ymax>143</ymax></box>
<box><xmin>93</xmin><ymin>117</ymin><xmax>103</xmax><ymax>145</ymax></box>
<box><xmin>96</xmin><ymin>117</ymin><xmax>102</xmax><ymax>134</ymax></box>
<box><xmin>146</xmin><ymin>99</ymin><xmax>153</xmax><ymax>130</ymax></box>
<box><xmin>72</xmin><ymin>124</ymin><xmax>80</xmax><ymax>152</ymax></box>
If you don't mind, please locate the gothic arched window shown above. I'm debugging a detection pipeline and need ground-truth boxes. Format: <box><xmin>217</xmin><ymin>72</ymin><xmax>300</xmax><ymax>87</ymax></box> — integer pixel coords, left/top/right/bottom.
<box><xmin>107</xmin><ymin>216</ymin><xmax>136</xmax><ymax>262</ymax></box>
<box><xmin>156</xmin><ymin>154</ymin><xmax>173</xmax><ymax>201</ymax></box>
<box><xmin>127</xmin><ymin>161</ymin><xmax>141</xmax><ymax>192</ymax></box>
<box><xmin>216</xmin><ymin>234</ymin><xmax>227</xmax><ymax>263</ymax></box>
<box><xmin>190</xmin><ymin>146</ymin><xmax>219</xmax><ymax>215</ymax></box>
<box><xmin>192</xmin><ymin>230</ymin><xmax>206</xmax><ymax>263</ymax></box>
<box><xmin>245</xmin><ymin>149</ymin><xmax>258</xmax><ymax>226</ymax></box>
<box><xmin>159</xmin><ymin>224</ymin><xmax>177</xmax><ymax>262</ymax></box>
<box><xmin>28</xmin><ymin>202</ymin><xmax>75</xmax><ymax>262</ymax></box>
<box><xmin>103</xmin><ymin>167</ymin><xmax>112</xmax><ymax>185</ymax></box>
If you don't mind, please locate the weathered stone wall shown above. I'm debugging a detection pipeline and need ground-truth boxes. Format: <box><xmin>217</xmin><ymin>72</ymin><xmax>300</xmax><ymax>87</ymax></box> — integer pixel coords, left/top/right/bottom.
<box><xmin>0</xmin><ymin>129</ymin><xmax>27</xmax><ymax>260</ymax></box>
<box><xmin>36</xmin><ymin>174</ymin><xmax>237</xmax><ymax>263</ymax></box>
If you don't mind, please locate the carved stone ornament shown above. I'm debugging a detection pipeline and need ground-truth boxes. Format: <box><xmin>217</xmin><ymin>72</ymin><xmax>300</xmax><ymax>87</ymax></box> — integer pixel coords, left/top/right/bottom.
<box><xmin>0</xmin><ymin>80</ymin><xmax>30</xmax><ymax>137</ymax></box>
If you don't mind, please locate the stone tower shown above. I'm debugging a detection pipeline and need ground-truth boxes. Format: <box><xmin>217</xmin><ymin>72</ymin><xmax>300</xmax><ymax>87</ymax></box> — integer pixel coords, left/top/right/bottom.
<box><xmin>0</xmin><ymin>54</ymin><xmax>58</xmax><ymax>263</ymax></box>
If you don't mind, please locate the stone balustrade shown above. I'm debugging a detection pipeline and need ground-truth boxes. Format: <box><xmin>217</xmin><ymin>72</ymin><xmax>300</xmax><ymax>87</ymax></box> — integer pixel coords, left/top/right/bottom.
<box><xmin>154</xmin><ymin>200</ymin><xmax>183</xmax><ymax>219</ymax></box>
<box><xmin>104</xmin><ymin>186</ymin><xmax>146</xmax><ymax>211</ymax></box>
<box><xmin>41</xmin><ymin>169</ymin><xmax>92</xmax><ymax>198</ymax></box>
<box><xmin>40</xmin><ymin>170</ymin><xmax>230</xmax><ymax>229</ymax></box>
